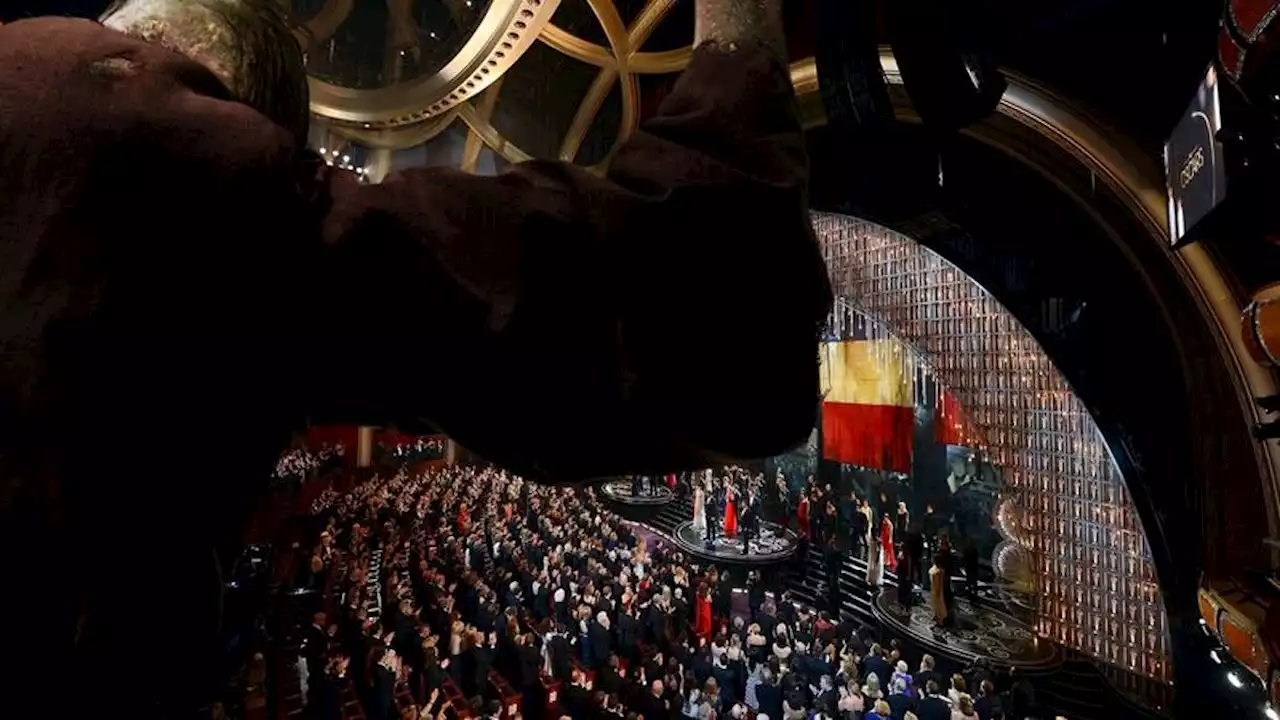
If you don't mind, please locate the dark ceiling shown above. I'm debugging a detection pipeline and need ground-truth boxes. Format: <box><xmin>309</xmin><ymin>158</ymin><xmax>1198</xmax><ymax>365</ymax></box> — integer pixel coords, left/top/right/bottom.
<box><xmin>9</xmin><ymin>0</ymin><xmax>1224</xmax><ymax>153</ymax></box>
<box><xmin>990</xmin><ymin>0</ymin><xmax>1223</xmax><ymax>154</ymax></box>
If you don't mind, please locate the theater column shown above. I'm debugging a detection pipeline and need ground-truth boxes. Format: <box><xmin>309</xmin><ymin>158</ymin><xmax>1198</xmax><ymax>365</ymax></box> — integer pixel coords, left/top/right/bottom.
<box><xmin>445</xmin><ymin>438</ymin><xmax>457</xmax><ymax>465</ymax></box>
<box><xmin>357</xmin><ymin>426</ymin><xmax>375</xmax><ymax>468</ymax></box>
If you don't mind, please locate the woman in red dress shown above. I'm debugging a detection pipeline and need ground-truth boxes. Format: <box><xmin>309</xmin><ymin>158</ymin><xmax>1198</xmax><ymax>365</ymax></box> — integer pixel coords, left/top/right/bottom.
<box><xmin>723</xmin><ymin>483</ymin><xmax>739</xmax><ymax>538</ymax></box>
<box><xmin>880</xmin><ymin>514</ymin><xmax>897</xmax><ymax>572</ymax></box>
<box><xmin>458</xmin><ymin>504</ymin><xmax>470</xmax><ymax>535</ymax></box>
<box><xmin>797</xmin><ymin>491</ymin><xmax>811</xmax><ymax>540</ymax></box>
<box><xmin>695</xmin><ymin>584</ymin><xmax>714</xmax><ymax>643</ymax></box>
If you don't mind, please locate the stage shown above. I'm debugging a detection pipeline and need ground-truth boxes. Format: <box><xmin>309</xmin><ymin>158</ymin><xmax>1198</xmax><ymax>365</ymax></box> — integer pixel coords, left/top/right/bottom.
<box><xmin>598</xmin><ymin>479</ymin><xmax>675</xmax><ymax>506</ymax></box>
<box><xmin>597</xmin><ymin>479</ymin><xmax>676</xmax><ymax>522</ymax></box>
<box><xmin>872</xmin><ymin>587</ymin><xmax>1060</xmax><ymax>668</ymax></box>
<box><xmin>671</xmin><ymin>520</ymin><xmax>801</xmax><ymax>566</ymax></box>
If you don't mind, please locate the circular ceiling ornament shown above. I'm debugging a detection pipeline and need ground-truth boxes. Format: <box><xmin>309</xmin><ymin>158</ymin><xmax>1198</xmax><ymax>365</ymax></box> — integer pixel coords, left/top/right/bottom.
<box><xmin>292</xmin><ymin>0</ymin><xmax>562</xmax><ymax>129</ymax></box>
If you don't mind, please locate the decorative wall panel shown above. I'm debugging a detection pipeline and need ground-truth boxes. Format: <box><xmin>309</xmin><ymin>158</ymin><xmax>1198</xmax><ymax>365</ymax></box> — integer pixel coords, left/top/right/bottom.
<box><xmin>814</xmin><ymin>212</ymin><xmax>1171</xmax><ymax>682</ymax></box>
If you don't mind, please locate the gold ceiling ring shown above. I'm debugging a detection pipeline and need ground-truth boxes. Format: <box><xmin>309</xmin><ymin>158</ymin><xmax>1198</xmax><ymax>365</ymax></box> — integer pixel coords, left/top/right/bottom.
<box><xmin>456</xmin><ymin>102</ymin><xmax>535</xmax><ymax>163</ymax></box>
<box><xmin>558</xmin><ymin>0</ymin><xmax>677</xmax><ymax>162</ymax></box>
<box><xmin>328</xmin><ymin>107</ymin><xmax>462</xmax><ymax>150</ymax></box>
<box><xmin>307</xmin><ymin>0</ymin><xmax>563</xmax><ymax>129</ymax></box>
<box><xmin>539</xmin><ymin>23</ymin><xmax>692</xmax><ymax>73</ymax></box>
<box><xmin>461</xmin><ymin>78</ymin><xmax>505</xmax><ymax>173</ymax></box>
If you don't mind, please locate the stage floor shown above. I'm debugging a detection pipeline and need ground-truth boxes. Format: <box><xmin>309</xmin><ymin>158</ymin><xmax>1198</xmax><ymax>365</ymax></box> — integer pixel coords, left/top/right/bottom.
<box><xmin>671</xmin><ymin>520</ymin><xmax>800</xmax><ymax>566</ymax></box>
<box><xmin>872</xmin><ymin>588</ymin><xmax>1060</xmax><ymax>668</ymax></box>
<box><xmin>599</xmin><ymin>480</ymin><xmax>676</xmax><ymax>506</ymax></box>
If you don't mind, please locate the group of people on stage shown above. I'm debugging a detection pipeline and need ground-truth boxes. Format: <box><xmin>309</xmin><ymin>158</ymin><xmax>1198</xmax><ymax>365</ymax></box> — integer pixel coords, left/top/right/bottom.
<box><xmin>627</xmin><ymin>473</ymin><xmax>678</xmax><ymax>498</ymax></box>
<box><xmin>782</xmin><ymin>478</ymin><xmax>982</xmax><ymax>629</ymax></box>
<box><xmin>689</xmin><ymin>467</ymin><xmax>766</xmax><ymax>553</ymax></box>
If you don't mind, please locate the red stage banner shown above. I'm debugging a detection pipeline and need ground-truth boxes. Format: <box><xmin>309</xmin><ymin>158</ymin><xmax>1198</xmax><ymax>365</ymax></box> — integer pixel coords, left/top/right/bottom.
<box><xmin>935</xmin><ymin>389</ymin><xmax>975</xmax><ymax>447</ymax></box>
<box><xmin>819</xmin><ymin>340</ymin><xmax>914</xmax><ymax>472</ymax></box>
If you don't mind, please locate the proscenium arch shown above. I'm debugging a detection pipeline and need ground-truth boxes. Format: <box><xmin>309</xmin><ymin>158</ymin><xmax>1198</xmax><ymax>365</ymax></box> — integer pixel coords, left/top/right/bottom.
<box><xmin>789</xmin><ymin>51</ymin><xmax>1280</xmax><ymax>551</ymax></box>
<box><xmin>788</xmin><ymin>52</ymin><xmax>1280</xmax><ymax>695</ymax></box>
<box><xmin>816</xmin><ymin>212</ymin><xmax>1171</xmax><ymax>680</ymax></box>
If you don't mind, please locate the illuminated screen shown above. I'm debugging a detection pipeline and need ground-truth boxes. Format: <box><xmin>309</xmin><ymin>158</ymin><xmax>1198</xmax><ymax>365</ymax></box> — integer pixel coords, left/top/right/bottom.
<box><xmin>1164</xmin><ymin>64</ymin><xmax>1227</xmax><ymax>246</ymax></box>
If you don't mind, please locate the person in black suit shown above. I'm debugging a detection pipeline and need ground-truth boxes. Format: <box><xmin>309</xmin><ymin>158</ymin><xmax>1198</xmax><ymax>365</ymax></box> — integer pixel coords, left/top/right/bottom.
<box><xmin>740</xmin><ymin>489</ymin><xmax>760</xmax><ymax>555</ymax></box>
<box><xmin>517</xmin><ymin>634</ymin><xmax>545</xmax><ymax>720</ymax></box>
<box><xmin>906</xmin><ymin>523</ymin><xmax>925</xmax><ymax>588</ymax></box>
<box><xmin>860</xmin><ymin>644</ymin><xmax>890</xmax><ymax>688</ymax></box>
<box><xmin>974</xmin><ymin>679</ymin><xmax>1003</xmax><ymax>720</ymax></box>
<box><xmin>915</xmin><ymin>680</ymin><xmax>952</xmax><ymax>720</ymax></box>
<box><xmin>755</xmin><ymin>667</ymin><xmax>784</xmax><ymax>720</ymax></box>
<box><xmin>617</xmin><ymin>607</ymin><xmax>640</xmax><ymax>663</ymax></box>
<box><xmin>887</xmin><ymin>676</ymin><xmax>915</xmax><ymax>719</ymax></box>
<box><xmin>564</xmin><ymin>670</ymin><xmax>593</xmax><ymax>719</ymax></box>
<box><xmin>589</xmin><ymin>612</ymin><xmax>613</xmax><ymax>670</ymax></box>
<box><xmin>913</xmin><ymin>654</ymin><xmax>941</xmax><ymax>696</ymax></box>
<box><xmin>547</xmin><ymin>625</ymin><xmax>573</xmax><ymax>682</ymax></box>
<box><xmin>472</xmin><ymin>632</ymin><xmax>496</xmax><ymax>701</ymax></box>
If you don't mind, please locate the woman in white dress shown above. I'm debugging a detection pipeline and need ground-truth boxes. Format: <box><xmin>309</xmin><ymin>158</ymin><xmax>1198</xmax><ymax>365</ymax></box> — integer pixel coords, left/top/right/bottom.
<box><xmin>865</xmin><ymin>535</ymin><xmax>884</xmax><ymax>588</ymax></box>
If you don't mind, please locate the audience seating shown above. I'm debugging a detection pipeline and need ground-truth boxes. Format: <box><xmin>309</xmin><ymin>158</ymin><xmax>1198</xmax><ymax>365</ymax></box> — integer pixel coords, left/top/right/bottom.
<box><xmin>486</xmin><ymin>669</ymin><xmax>522</xmax><ymax>719</ymax></box>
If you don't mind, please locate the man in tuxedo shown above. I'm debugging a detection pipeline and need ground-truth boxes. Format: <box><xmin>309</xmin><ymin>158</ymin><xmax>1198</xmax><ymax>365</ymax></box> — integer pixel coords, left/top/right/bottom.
<box><xmin>740</xmin><ymin>488</ymin><xmax>760</xmax><ymax>554</ymax></box>
<box><xmin>915</xmin><ymin>680</ymin><xmax>952</xmax><ymax>720</ymax></box>
<box><xmin>564</xmin><ymin>669</ymin><xmax>593</xmax><ymax>719</ymax></box>
<box><xmin>547</xmin><ymin>625</ymin><xmax>574</xmax><ymax>682</ymax></box>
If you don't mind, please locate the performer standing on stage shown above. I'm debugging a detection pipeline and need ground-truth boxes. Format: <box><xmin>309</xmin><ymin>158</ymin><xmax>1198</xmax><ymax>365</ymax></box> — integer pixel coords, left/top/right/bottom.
<box><xmin>740</xmin><ymin>484</ymin><xmax>759</xmax><ymax>555</ymax></box>
<box><xmin>866</xmin><ymin>531</ymin><xmax>884</xmax><ymax>588</ymax></box>
<box><xmin>797</xmin><ymin>490</ymin><xmax>811</xmax><ymax>540</ymax></box>
<box><xmin>859</xmin><ymin>500</ymin><xmax>875</xmax><ymax>555</ymax></box>
<box><xmin>880</xmin><ymin>514</ymin><xmax>897</xmax><ymax>572</ymax></box>
<box><xmin>692</xmin><ymin>476</ymin><xmax>707</xmax><ymax>535</ymax></box>
<box><xmin>775</xmin><ymin>472</ymin><xmax>791</xmax><ymax>526</ymax></box>
<box><xmin>895</xmin><ymin>501</ymin><xmax>909</xmax><ymax>546</ymax></box>
<box><xmin>930</xmin><ymin>559</ymin><xmax>948</xmax><ymax>627</ymax></box>
<box><xmin>704</xmin><ymin>472</ymin><xmax>718</xmax><ymax>545</ymax></box>
<box><xmin>723</xmin><ymin>480</ymin><xmax>740</xmax><ymax>539</ymax></box>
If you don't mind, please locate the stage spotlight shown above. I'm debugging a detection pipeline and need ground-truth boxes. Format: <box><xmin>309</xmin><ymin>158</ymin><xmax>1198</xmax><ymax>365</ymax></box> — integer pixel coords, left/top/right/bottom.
<box><xmin>882</xmin><ymin>0</ymin><xmax>1006</xmax><ymax>132</ymax></box>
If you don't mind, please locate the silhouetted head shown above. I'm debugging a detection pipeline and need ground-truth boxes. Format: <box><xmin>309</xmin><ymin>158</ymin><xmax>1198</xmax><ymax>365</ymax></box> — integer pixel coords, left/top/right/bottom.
<box><xmin>101</xmin><ymin>0</ymin><xmax>309</xmax><ymax>142</ymax></box>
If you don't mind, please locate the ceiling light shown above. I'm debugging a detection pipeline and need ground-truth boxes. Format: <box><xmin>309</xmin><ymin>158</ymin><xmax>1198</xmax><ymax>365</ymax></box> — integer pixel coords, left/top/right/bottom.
<box><xmin>1265</xmin><ymin>706</ymin><xmax>1279</xmax><ymax>720</ymax></box>
<box><xmin>1227</xmin><ymin>671</ymin><xmax>1243</xmax><ymax>688</ymax></box>
<box><xmin>1210</xmin><ymin>649</ymin><xmax>1222</xmax><ymax>664</ymax></box>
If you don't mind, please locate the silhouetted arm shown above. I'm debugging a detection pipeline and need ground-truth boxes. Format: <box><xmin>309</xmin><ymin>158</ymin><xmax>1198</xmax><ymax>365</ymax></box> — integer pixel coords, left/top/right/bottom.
<box><xmin>319</xmin><ymin>42</ymin><xmax>831</xmax><ymax>481</ymax></box>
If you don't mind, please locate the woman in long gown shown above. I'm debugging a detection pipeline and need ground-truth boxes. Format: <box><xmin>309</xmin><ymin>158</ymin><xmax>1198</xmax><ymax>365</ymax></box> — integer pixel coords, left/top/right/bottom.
<box><xmin>865</xmin><ymin>536</ymin><xmax>883</xmax><ymax>588</ymax></box>
<box><xmin>929</xmin><ymin>561</ymin><xmax>948</xmax><ymax>626</ymax></box>
<box><xmin>695</xmin><ymin>584</ymin><xmax>714</xmax><ymax>643</ymax></box>
<box><xmin>692</xmin><ymin>481</ymin><xmax>707</xmax><ymax>534</ymax></box>
<box><xmin>796</xmin><ymin>491</ymin><xmax>811</xmax><ymax>540</ymax></box>
<box><xmin>880</xmin><ymin>514</ymin><xmax>897</xmax><ymax>572</ymax></box>
<box><xmin>723</xmin><ymin>483</ymin><xmax>738</xmax><ymax>538</ymax></box>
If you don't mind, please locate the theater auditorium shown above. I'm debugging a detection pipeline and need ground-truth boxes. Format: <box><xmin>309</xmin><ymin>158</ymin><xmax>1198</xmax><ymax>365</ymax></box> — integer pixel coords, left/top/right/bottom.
<box><xmin>4</xmin><ymin>1</ymin><xmax>1280</xmax><ymax>720</ymax></box>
